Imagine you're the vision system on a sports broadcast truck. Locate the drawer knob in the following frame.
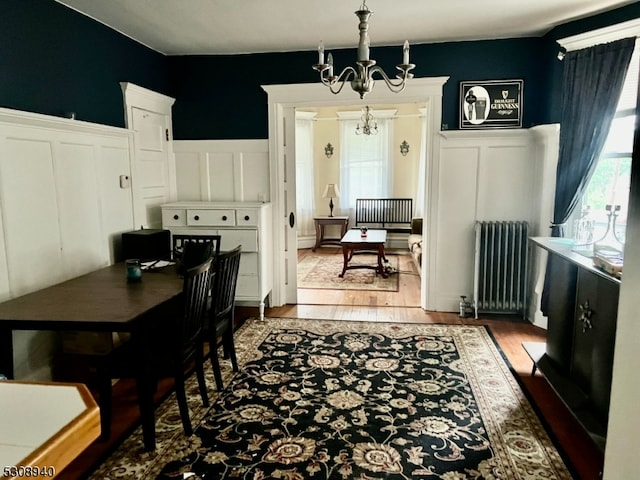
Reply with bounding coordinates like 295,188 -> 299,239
173,214 -> 179,220
222,215 -> 228,221
194,215 -> 200,221
244,215 -> 250,221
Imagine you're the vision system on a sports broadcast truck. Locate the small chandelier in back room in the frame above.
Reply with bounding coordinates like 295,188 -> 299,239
312,1 -> 416,99
355,106 -> 378,135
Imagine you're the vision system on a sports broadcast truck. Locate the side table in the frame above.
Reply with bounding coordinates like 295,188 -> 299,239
313,216 -> 349,251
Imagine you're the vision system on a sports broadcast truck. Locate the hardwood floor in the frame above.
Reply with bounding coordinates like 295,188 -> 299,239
59,249 -> 603,480
297,247 -> 422,308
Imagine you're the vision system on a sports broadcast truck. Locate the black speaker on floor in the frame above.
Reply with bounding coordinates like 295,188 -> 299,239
121,228 -> 171,261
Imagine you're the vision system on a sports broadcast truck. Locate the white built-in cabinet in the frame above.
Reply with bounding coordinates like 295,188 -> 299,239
161,201 -> 273,320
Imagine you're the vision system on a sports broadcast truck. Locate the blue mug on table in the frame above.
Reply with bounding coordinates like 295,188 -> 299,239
126,259 -> 142,282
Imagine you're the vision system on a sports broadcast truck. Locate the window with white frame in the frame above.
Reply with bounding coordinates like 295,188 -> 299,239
572,39 -> 638,245
337,109 -> 395,212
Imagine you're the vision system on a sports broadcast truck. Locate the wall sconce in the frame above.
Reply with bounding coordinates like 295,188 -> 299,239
400,140 -> 410,156
325,143 -> 334,158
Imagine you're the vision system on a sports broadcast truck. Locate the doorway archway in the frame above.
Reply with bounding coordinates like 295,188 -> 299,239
263,77 -> 449,310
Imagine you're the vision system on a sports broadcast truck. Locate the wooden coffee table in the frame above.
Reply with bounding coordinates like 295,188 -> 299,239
339,229 -> 388,278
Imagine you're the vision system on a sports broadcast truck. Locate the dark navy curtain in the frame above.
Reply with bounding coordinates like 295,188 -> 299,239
551,37 -> 636,237
541,37 -> 635,316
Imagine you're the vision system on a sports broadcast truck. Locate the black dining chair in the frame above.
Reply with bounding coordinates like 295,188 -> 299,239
172,234 -> 221,273
208,245 -> 242,390
96,257 -> 213,441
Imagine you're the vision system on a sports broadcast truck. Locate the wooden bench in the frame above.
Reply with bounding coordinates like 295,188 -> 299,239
355,198 -> 413,233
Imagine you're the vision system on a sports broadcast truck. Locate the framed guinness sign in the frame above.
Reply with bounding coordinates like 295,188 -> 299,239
460,79 -> 523,129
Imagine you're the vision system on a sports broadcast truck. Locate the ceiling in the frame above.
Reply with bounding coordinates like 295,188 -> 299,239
55,0 -> 637,56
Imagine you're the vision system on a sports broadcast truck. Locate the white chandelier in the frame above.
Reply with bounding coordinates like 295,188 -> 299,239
312,1 -> 415,99
355,106 -> 378,135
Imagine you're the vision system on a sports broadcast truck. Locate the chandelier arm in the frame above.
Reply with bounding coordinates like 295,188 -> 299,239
320,66 -> 358,95
369,65 -> 413,93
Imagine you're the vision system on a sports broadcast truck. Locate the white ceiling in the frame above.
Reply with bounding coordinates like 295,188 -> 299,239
55,0 -> 637,56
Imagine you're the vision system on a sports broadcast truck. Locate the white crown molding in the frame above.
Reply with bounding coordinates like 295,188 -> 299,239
558,18 -> 640,52
262,76 -> 449,106
120,82 -> 175,113
438,128 -> 532,141
295,111 -> 317,120
0,106 -> 131,137
336,109 -> 397,120
529,123 -> 560,140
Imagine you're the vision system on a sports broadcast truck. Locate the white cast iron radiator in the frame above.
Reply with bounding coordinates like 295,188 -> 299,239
473,221 -> 529,318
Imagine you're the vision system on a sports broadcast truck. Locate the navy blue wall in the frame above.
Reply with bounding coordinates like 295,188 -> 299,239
0,0 -> 169,127
1,1 -> 639,137
166,3 -> 638,139
169,38 -> 546,139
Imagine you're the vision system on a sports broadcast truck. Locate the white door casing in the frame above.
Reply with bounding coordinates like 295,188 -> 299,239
121,83 -> 176,229
262,77 -> 449,309
283,107 -> 298,301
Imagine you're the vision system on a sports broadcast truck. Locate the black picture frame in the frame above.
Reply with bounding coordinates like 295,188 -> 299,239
460,80 -> 523,129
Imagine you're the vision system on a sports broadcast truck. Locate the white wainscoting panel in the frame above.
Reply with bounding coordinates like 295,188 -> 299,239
174,151 -> 201,201
435,130 -> 535,313
0,107 -> 135,380
435,145 -> 480,312
476,145 -> 534,221
55,142 -> 105,280
97,143 -> 136,261
208,151 -> 236,201
0,136 -> 64,295
174,140 -> 270,203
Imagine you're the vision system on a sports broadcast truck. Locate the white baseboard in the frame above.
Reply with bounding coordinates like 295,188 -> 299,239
297,236 -> 316,249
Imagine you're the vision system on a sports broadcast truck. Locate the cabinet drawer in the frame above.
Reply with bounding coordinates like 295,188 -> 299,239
220,229 -> 258,252
239,253 -> 258,275
162,209 -> 187,227
236,274 -> 259,298
236,209 -> 259,227
187,209 -> 236,227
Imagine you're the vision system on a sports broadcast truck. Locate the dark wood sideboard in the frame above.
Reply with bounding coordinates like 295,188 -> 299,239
525,237 -> 620,450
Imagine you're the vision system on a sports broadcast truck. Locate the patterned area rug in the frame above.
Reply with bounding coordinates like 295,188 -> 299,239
297,253 -> 399,291
90,318 -> 572,479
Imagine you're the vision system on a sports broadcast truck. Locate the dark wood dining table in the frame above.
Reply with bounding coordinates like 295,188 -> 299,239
0,262 -> 183,451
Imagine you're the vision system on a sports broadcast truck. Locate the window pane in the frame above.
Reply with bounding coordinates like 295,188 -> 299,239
616,40 -> 640,111
583,155 -> 631,241
602,115 -> 635,154
339,115 -> 392,209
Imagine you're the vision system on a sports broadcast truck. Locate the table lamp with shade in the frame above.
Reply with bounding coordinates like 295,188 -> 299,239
322,183 -> 340,217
